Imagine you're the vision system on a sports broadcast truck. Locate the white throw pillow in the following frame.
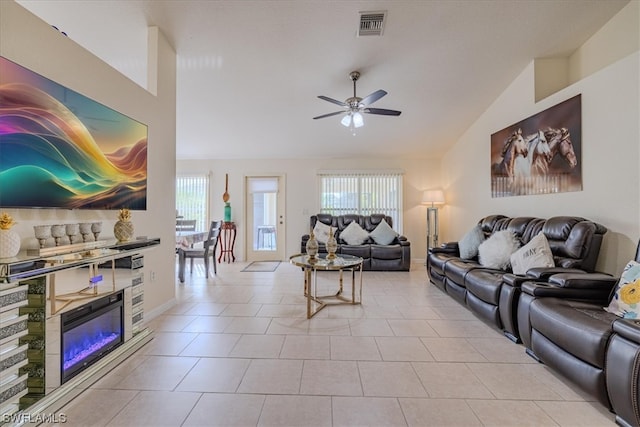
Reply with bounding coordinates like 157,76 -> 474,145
478,230 -> 520,270
340,221 -> 370,245
313,221 -> 332,244
604,260 -> 640,319
369,219 -> 398,245
510,232 -> 555,275
458,225 -> 485,259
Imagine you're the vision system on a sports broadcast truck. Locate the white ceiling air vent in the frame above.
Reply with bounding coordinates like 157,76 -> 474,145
358,11 -> 386,37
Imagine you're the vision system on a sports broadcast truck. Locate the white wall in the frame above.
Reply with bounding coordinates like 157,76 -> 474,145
177,157 -> 442,264
1,1 -> 178,316
441,3 -> 640,275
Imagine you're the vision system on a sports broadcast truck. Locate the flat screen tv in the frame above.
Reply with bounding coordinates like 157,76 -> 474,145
0,56 -> 147,210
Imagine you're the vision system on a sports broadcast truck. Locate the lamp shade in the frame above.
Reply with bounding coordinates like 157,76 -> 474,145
421,189 -> 445,205
352,112 -> 364,128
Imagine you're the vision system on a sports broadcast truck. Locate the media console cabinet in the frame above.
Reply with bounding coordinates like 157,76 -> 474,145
0,238 -> 160,426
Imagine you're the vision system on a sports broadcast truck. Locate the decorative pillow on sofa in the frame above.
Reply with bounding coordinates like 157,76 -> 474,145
478,230 -> 520,270
313,221 -> 332,244
340,221 -> 370,245
510,232 -> 555,275
369,219 -> 398,245
458,225 -> 485,259
604,260 -> 640,319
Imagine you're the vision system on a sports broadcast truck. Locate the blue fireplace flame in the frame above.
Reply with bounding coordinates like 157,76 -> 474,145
61,293 -> 123,382
63,331 -> 120,371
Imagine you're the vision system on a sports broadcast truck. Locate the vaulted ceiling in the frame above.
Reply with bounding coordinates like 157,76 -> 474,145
18,0 -> 629,160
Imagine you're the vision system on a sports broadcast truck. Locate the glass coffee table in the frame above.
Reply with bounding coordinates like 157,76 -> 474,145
289,253 -> 364,319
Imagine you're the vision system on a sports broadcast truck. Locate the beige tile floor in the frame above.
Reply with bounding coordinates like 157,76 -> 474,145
45,260 -> 616,426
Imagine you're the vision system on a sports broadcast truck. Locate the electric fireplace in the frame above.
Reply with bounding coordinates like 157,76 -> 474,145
60,291 -> 124,383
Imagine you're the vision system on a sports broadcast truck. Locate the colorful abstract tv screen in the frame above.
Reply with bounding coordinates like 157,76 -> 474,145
0,56 -> 147,210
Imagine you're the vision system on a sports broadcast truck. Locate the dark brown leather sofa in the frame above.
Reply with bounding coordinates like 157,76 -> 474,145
300,214 -> 410,271
427,215 -> 607,341
515,242 -> 640,426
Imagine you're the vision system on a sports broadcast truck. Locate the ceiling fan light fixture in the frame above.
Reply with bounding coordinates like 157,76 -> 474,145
353,112 -> 364,128
314,70 -> 401,127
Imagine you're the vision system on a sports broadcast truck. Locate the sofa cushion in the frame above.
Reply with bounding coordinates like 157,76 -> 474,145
459,225 -> 485,259
510,232 -> 554,275
444,259 -> 481,287
371,244 -> 402,260
465,269 -> 504,305
313,221 -> 332,244
605,260 -> 640,319
478,230 -> 520,270
530,298 -> 618,369
341,244 -> 371,258
340,221 -> 369,245
369,219 -> 398,245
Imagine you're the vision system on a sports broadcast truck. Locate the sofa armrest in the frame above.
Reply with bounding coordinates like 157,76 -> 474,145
429,242 -> 459,255
521,276 -> 613,302
397,236 -> 410,246
547,272 -> 617,289
504,269 -> 612,288
613,319 -> 640,344
525,267 -> 589,280
502,273 -> 530,288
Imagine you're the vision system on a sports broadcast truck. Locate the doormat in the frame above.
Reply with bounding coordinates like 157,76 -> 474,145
241,261 -> 281,272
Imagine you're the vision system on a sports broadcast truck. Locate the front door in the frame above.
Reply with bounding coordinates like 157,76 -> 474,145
245,175 -> 285,261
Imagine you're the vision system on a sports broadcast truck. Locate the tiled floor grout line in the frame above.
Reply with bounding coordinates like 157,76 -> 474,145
40,261 -> 619,426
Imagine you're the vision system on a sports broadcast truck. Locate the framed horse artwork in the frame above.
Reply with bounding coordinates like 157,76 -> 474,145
490,94 -> 582,198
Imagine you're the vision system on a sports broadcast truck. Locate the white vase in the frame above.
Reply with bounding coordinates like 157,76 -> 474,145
0,229 -> 21,258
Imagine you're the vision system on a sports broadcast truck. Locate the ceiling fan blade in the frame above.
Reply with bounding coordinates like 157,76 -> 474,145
364,108 -> 402,116
318,95 -> 348,107
313,111 -> 346,120
360,89 -> 387,106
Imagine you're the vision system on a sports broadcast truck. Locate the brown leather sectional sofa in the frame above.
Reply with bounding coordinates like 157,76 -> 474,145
300,214 -> 411,271
427,214 -> 640,424
427,215 -> 607,341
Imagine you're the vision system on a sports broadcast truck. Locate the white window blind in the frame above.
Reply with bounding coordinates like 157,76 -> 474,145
318,171 -> 403,233
176,174 -> 210,231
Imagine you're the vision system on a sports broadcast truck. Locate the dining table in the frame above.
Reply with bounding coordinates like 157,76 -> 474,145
176,230 -> 209,282
175,230 -> 209,250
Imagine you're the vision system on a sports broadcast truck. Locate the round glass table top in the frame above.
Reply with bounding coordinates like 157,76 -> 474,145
289,253 -> 363,270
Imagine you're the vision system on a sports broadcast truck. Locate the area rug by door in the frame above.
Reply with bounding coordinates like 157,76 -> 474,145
241,261 -> 281,272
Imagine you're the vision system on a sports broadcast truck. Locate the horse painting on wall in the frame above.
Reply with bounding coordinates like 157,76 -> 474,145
490,94 -> 582,198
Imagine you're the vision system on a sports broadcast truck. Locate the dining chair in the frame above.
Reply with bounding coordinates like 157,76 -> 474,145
179,220 -> 222,281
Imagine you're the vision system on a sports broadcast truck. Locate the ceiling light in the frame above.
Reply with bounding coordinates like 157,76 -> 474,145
353,112 -> 364,128
341,114 -> 352,127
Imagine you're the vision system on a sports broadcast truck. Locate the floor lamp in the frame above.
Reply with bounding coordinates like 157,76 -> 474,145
421,190 -> 445,252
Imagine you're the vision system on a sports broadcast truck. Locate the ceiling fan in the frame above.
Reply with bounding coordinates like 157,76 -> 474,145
313,71 -> 401,130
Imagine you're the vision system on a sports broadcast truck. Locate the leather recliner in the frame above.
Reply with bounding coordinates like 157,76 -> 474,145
300,214 -> 411,271
498,216 -> 607,341
515,241 -> 640,422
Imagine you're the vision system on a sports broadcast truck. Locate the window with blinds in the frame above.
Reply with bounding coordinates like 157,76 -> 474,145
176,175 -> 210,231
318,171 -> 403,233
